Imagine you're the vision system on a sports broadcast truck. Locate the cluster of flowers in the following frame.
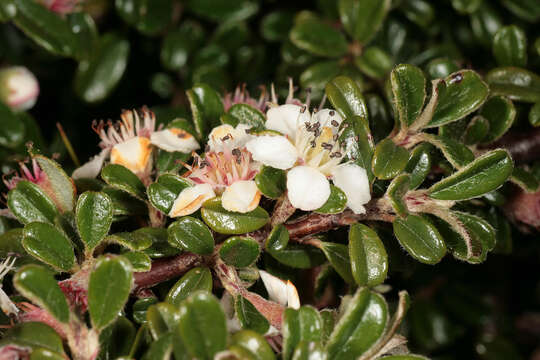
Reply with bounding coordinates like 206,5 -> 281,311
69,83 -> 372,216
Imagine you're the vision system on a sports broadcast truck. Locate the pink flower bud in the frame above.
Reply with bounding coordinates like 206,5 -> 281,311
0,66 -> 39,111
37,0 -> 80,15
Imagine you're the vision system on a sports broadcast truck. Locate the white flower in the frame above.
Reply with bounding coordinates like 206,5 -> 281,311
0,257 -> 18,316
169,124 -> 260,216
0,66 -> 39,111
246,105 -> 371,213
259,270 -> 300,309
72,108 -> 199,179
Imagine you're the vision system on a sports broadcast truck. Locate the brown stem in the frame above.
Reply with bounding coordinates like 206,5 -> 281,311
482,127 -> 540,165
133,253 -> 203,291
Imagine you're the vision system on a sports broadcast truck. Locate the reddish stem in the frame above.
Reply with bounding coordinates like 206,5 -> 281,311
133,253 -> 203,291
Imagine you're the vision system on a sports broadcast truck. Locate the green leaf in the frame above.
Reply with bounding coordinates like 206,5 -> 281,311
76,191 -> 112,254
14,264 -> 70,323
428,149 -> 513,200
8,181 -> 58,225
451,0 -> 482,13
166,267 -> 213,307
187,83 -> 224,139
372,139 -> 409,180
116,0 -> 175,35
300,61 -> 342,96
255,166 -> 287,199
325,76 -> 368,119
318,242 -> 354,284
67,12 -> 98,61
405,143 -> 432,189
219,236 -> 260,267
0,229 -> 38,266
201,197 -> 269,234
147,173 -> 192,214
338,116 -> 375,184
230,330 -> 276,360
13,0 -> 77,57
385,174 -> 410,217
283,306 -> 323,360
140,227 -> 181,258
493,25 -> 527,67
185,0 -> 258,23
33,155 -> 76,213
75,33 -> 130,103
428,70 -> 489,127
89,256 -> 133,330
501,0 -> 540,22
391,64 -> 426,129
228,104 -> 266,129
101,164 -> 147,200
479,96 -> 516,144
339,0 -> 390,43
424,134 -> 474,169
530,102 -> 540,127
234,296 -> 270,334
316,185 -> 347,214
122,251 -> 152,272
470,3 -> 503,48
379,356 -> 429,360
22,222 -> 75,272
132,297 -> 158,324
512,167 -> 540,193
290,16 -> 348,57
102,186 -> 148,216
265,224 -> 289,252
349,224 -> 387,287
146,302 -> 180,339
140,334 -> 173,360
486,67 -> 540,103
167,217 -> 214,255
393,215 -> 446,264
326,288 -> 388,360
265,245 -> 326,269
355,47 -> 393,79
0,103 -> 24,148
261,11 -> 294,42
178,291 -> 227,359
426,58 -> 460,80
0,322 -> 65,354
463,116 -> 490,145
98,316 -> 136,359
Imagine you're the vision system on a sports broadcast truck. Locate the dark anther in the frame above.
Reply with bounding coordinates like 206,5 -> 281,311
329,110 -> 335,116
221,134 -> 231,141
300,105 -> 307,113
321,142 -> 333,150
310,140 -> 316,148
331,120 -> 339,127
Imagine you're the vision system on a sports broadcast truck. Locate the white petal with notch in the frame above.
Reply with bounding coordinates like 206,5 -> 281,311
246,135 -> 298,170
287,166 -> 331,211
221,180 -> 261,213
266,104 -> 310,138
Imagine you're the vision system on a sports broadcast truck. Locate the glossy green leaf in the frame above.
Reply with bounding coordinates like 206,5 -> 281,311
401,0 -> 435,28
486,67 -> 540,103
291,341 -> 327,360
385,174 -> 410,217
511,167 -> 539,193
101,164 -> 147,200
141,227 -> 181,258
187,83 -> 224,139
428,149 -> 513,200
261,11 -> 294,42
493,25 -> 527,67
325,76 -> 368,120
0,322 -> 65,354
14,265 -> 70,323
76,191 -> 112,254
326,288 -> 388,360
393,215 -> 446,264
102,186 -> 148,216
166,267 -> 212,307
228,104 -> 266,129
470,3 -> 503,48
348,224 -> 387,287
426,58 -> 460,80
0,103 -> 24,148
167,217 -> 214,255
255,166 -> 287,199
479,96 -> 516,144
265,224 -> 289,252
425,134 -> 474,169
178,291 -> 227,360
33,155 -> 76,213
133,297 -> 158,325
339,0 -> 389,43
463,116 -> 490,145
338,115 -> 375,183
283,306 -> 323,360
219,236 -> 260,267
186,0 -> 258,23
451,0 -> 482,13
290,16 -> 348,58
428,70 -> 489,127
234,296 -> 270,334
501,0 -> 540,22
89,256 -> 133,330
230,330 -> 276,360
8,181 -> 58,225
75,33 -> 129,103
201,197 -> 269,234
355,47 -> 393,79
22,222 -> 75,272
116,0 -> 175,35
317,242 -> 353,284
122,251 -> 151,272
391,64 -> 426,129
98,316 -> 136,360
13,0 -> 77,57
265,244 -> 326,269
300,61 -> 342,96
316,185 -> 347,214
146,302 -> 180,339
405,143 -> 432,189
0,229 -> 38,266
372,139 -> 409,180
147,173 -> 192,214
67,12 -> 98,61
530,102 -> 540,127
141,333 -> 173,360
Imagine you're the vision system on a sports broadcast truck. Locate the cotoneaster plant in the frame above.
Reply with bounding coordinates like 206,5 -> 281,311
0,68 -> 526,360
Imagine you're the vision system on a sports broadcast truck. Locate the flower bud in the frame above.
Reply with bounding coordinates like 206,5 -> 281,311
0,66 -> 39,111
37,0 -> 79,15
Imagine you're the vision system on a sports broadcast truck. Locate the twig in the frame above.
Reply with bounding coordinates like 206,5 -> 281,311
133,253 -> 203,291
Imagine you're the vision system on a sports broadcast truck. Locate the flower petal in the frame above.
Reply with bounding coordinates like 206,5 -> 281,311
150,128 -> 200,153
208,124 -> 253,152
169,183 -> 216,217
286,280 -> 300,310
287,166 -> 331,211
110,136 -> 153,174
312,108 -> 344,132
331,163 -> 371,214
266,104 -> 310,138
221,180 -> 261,213
259,270 -> 288,306
246,135 -> 298,170
72,148 -> 110,179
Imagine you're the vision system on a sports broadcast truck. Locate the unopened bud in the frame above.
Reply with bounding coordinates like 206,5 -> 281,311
0,66 -> 39,111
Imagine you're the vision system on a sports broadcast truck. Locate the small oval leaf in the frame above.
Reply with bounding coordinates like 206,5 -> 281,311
166,267 -> 213,307
219,236 -> 260,267
22,222 -> 75,272
76,191 -> 113,254
349,224 -> 388,287
167,217 -> 214,255
201,197 -> 269,234
372,139 -> 409,180
393,214 -> 446,264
